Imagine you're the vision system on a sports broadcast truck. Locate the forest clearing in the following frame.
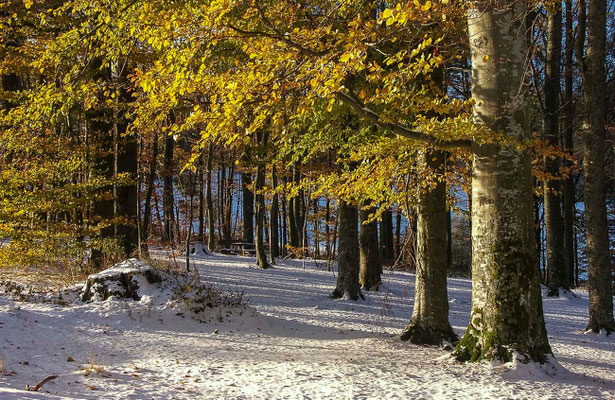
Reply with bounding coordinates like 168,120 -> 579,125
1,252 -> 614,399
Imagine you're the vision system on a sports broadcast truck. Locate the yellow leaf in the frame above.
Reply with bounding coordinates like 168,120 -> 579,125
421,1 -> 432,11
340,53 -> 351,63
483,54 -> 490,62
381,8 -> 393,19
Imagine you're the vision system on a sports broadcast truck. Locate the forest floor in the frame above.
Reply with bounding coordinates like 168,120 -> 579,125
1,252 -> 614,399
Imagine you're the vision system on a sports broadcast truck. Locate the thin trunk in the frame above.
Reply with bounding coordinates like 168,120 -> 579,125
380,210 -> 395,265
114,67 -> 138,257
331,202 -> 361,300
185,171 -> 194,272
395,206 -> 402,259
579,0 -> 615,333
401,150 -> 457,345
446,208 -> 452,271
313,199 -> 320,258
325,198 -> 331,261
255,131 -> 270,269
359,205 -> 382,291
241,163 -> 254,244
544,2 -> 567,296
281,187 -> 288,256
288,170 -> 300,249
163,122 -> 175,244
198,154 -> 205,243
562,0 -> 576,288
142,132 -> 158,245
454,1 -> 552,363
223,162 -> 234,243
88,60 -> 114,267
206,142 -> 215,251
270,165 -> 280,263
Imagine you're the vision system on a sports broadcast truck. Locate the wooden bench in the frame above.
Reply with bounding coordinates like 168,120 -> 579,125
221,242 -> 256,256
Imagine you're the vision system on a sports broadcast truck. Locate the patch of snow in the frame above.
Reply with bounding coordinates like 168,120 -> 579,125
0,252 -> 614,399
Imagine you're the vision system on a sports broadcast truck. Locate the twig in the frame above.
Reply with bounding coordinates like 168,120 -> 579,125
27,375 -> 58,392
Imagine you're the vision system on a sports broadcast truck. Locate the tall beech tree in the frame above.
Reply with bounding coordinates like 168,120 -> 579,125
401,149 -> 457,345
454,0 -> 551,362
578,0 -> 615,334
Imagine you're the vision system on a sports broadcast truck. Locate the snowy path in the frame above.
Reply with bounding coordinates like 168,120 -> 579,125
1,252 -> 614,399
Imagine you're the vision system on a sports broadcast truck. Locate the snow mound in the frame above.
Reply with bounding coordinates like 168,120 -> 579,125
80,258 -> 255,324
498,353 -> 565,379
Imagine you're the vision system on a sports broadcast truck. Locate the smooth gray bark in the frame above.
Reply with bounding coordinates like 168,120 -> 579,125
454,1 -> 552,363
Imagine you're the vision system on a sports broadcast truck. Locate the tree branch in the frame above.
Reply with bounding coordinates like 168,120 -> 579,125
334,91 -> 473,150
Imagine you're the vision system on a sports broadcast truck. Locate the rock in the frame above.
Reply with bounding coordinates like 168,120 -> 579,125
80,259 -> 162,302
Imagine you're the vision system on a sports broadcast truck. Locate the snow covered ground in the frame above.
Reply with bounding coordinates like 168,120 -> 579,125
1,252 -> 614,399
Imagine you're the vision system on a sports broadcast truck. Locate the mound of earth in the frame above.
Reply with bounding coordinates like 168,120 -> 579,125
78,258 -> 253,324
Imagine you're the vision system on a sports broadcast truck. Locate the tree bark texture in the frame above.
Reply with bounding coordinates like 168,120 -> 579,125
562,0 -> 576,287
255,131 -> 270,269
332,202 -> 361,300
359,205 -> 382,291
401,150 -> 457,345
580,0 -> 615,333
270,165 -> 280,262
454,1 -> 552,363
241,168 -> 254,245
162,128 -> 175,244
543,2 -> 567,295
206,142 -> 215,251
380,210 -> 395,265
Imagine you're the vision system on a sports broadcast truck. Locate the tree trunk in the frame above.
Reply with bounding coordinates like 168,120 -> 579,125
270,165 -> 280,263
206,142 -> 215,251
380,209 -> 394,265
579,0 -> 615,334
281,186 -> 288,256
454,1 -> 552,363
359,205 -> 381,291
313,199 -> 320,258
543,2 -> 567,296
288,167 -> 300,249
395,206 -> 402,259
241,164 -> 254,244
88,60 -> 114,267
198,154 -> 205,243
255,131 -> 270,269
331,202 -> 361,300
114,67 -> 138,257
223,162 -> 234,244
562,0 -> 576,287
325,198 -> 331,261
142,132 -> 158,247
162,124 -> 175,244
402,150 -> 457,345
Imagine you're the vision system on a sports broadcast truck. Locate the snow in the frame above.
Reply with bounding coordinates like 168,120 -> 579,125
1,252 -> 614,399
